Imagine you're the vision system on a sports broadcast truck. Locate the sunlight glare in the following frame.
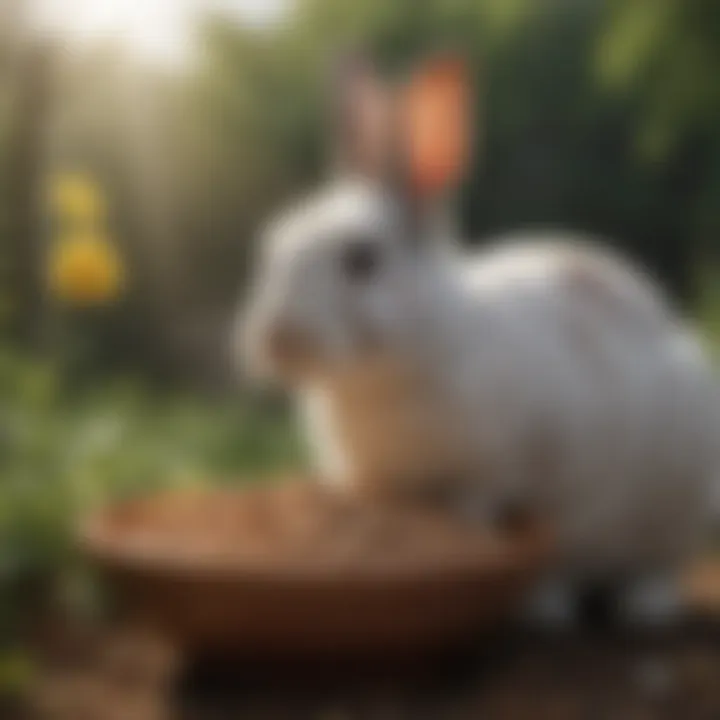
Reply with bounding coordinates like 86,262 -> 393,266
33,0 -> 289,64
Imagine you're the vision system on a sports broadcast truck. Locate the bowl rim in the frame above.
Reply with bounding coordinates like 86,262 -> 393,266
78,486 -> 554,585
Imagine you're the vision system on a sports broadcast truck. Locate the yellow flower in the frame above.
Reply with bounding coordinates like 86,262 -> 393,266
50,173 -> 106,223
48,233 -> 125,306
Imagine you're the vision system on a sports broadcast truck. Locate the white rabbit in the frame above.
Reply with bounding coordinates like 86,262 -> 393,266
237,55 -> 719,626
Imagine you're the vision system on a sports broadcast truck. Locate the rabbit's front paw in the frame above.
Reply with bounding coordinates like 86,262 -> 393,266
619,573 -> 685,628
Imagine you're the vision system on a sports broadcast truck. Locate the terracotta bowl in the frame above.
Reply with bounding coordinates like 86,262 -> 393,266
80,479 -> 553,661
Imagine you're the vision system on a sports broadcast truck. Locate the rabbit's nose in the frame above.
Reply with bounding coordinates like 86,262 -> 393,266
239,306 -> 317,380
263,320 -> 316,365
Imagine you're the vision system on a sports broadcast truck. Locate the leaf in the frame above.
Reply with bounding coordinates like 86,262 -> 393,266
0,652 -> 34,697
596,0 -> 675,89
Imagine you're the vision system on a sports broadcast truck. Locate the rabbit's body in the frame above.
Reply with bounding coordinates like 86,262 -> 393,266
239,56 -> 718,622
300,229 -> 718,579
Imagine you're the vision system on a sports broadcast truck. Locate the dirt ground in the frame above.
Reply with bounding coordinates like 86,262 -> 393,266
1,615 -> 715,720
3,560 -> 718,720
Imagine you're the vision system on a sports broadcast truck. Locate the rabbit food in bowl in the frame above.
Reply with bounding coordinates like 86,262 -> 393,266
81,479 -> 551,660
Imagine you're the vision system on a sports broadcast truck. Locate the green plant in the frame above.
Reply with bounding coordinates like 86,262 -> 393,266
0,347 -> 303,663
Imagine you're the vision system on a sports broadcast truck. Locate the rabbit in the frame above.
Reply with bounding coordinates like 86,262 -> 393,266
235,54 -> 719,627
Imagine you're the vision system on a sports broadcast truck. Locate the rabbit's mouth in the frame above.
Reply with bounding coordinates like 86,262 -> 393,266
241,319 -> 328,385
239,308 -> 392,387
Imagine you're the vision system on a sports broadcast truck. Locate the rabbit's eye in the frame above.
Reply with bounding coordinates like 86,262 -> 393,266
340,240 -> 381,282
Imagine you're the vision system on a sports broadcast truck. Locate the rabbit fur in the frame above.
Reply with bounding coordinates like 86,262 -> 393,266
238,57 -> 719,625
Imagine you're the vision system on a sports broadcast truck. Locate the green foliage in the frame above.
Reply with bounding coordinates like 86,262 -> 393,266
0,348 -> 304,657
597,0 -> 720,156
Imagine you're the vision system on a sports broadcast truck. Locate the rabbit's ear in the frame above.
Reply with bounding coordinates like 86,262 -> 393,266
329,51 -> 395,179
400,56 -> 473,203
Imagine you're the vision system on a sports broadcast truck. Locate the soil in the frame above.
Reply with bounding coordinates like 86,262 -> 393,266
12,616 -> 720,720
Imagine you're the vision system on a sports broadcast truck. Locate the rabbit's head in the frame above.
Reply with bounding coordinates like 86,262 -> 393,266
237,54 -> 474,385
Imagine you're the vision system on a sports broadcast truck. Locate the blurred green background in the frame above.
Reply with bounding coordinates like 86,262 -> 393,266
0,0 -> 719,695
